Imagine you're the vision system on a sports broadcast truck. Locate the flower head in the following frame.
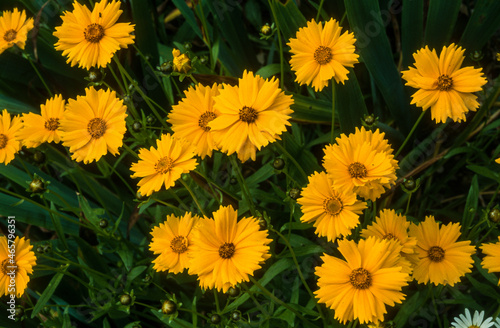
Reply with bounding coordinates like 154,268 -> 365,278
54,0 -> 135,70
150,212 -> 200,274
16,95 -> 66,148
167,83 -> 220,158
480,236 -> 500,285
288,18 -> 358,91
409,215 -> 475,286
451,308 -> 495,328
0,109 -> 22,165
0,236 -> 37,297
0,8 -> 34,54
189,205 -> 271,292
130,133 -> 197,196
297,171 -> 367,241
209,70 -> 293,162
59,87 -> 127,163
172,48 -> 191,74
402,44 -> 487,123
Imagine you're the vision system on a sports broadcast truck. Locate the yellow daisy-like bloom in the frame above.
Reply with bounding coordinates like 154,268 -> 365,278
209,70 -> 294,162
315,237 -> 409,324
402,44 -> 487,123
0,236 -> 37,297
189,205 -> 272,292
297,171 -> 367,242
172,48 -> 191,74
288,18 -> 358,92
323,128 -> 398,201
16,95 -> 66,148
167,83 -> 220,159
149,212 -> 200,274
495,158 -> 500,164
59,87 -> 127,164
0,8 -> 34,55
130,133 -> 197,197
0,109 -> 22,165
53,0 -> 135,70
480,236 -> 500,285
409,215 -> 475,286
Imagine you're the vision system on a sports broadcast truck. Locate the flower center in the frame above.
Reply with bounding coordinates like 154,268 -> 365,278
219,242 -> 235,259
44,118 -> 60,131
0,134 -> 8,149
437,74 -> 453,91
84,23 -> 105,43
1,258 -> 17,275
314,46 -> 333,65
87,118 -> 107,139
382,233 -> 398,241
348,162 -> 368,179
349,268 -> 372,289
468,326 -> 480,328
3,29 -> 17,42
239,106 -> 258,123
155,157 -> 174,174
428,246 -> 445,262
170,235 -> 188,253
198,111 -> 217,132
323,196 -> 343,216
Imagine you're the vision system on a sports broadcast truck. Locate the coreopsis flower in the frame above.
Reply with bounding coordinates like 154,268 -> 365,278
288,18 -> 358,92
480,236 -> 500,285
189,205 -> 271,292
167,83 -> 220,158
130,133 -> 197,197
323,127 -> 398,201
315,237 -> 409,324
297,171 -> 367,241
451,309 -> 495,328
0,236 -> 37,297
402,44 -> 487,123
0,8 -> 34,54
409,215 -> 475,286
59,87 -> 127,163
172,48 -> 191,74
0,109 -> 22,165
209,70 -> 293,162
16,95 -> 66,148
54,0 -> 135,70
149,213 -> 200,274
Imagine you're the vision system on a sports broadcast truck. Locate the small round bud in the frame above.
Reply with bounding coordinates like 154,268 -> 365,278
128,82 -> 136,91
229,177 -> 237,185
183,42 -> 192,50
210,314 -> 221,324
260,24 -> 271,35
288,188 -> 300,200
470,50 -> 483,61
36,246 -> 44,253
146,116 -> 155,124
132,122 -> 142,131
364,114 -> 375,125
200,56 -> 208,65
33,151 -> 46,163
99,219 -> 108,228
403,178 -> 416,191
88,70 -> 102,82
122,95 -> 131,103
489,208 -> 500,223
159,62 -> 173,73
14,306 -> 24,319
231,311 -> 240,321
119,294 -> 132,305
42,243 -> 52,253
272,158 -> 285,170
161,300 -> 177,314
227,286 -> 240,297
29,179 -> 45,194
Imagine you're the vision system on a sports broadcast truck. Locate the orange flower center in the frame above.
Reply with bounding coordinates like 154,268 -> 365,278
87,118 -> 107,139
349,268 -> 372,289
348,162 -> 367,179
314,46 -> 333,65
382,233 -> 398,241
44,118 -> 60,131
3,29 -> 17,42
198,111 -> 217,132
428,246 -> 445,262
1,258 -> 17,275
323,196 -> 343,216
170,235 -> 188,253
84,23 -> 105,43
0,134 -> 8,149
437,74 -> 453,91
219,242 -> 235,259
155,156 -> 173,174
239,106 -> 258,123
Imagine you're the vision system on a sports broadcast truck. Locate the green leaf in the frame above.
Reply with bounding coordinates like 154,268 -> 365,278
467,274 -> 500,300
401,0 -> 423,68
256,63 -> 282,79
462,175 -> 479,230
31,266 -> 68,318
467,165 -> 500,183
336,70 -> 369,133
171,0 -> 203,40
393,291 -> 428,328
424,0 -> 461,49
269,0 -> 307,41
460,0 -> 500,53
290,93 -> 331,124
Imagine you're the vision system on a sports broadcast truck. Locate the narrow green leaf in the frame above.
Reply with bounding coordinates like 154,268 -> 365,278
31,266 -> 68,318
336,69 -> 369,133
467,165 -> 500,183
171,0 -> 202,40
401,0 -> 423,68
269,0 -> 307,41
460,0 -> 500,53
290,93 -> 331,124
256,63 -> 282,79
393,291 -> 428,328
462,175 -> 479,230
49,202 -> 69,250
424,0 -> 461,49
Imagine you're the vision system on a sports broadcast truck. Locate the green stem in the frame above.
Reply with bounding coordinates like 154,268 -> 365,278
241,283 -> 269,318
395,110 -> 426,157
213,289 -> 220,313
229,155 -> 256,216
25,53 -> 53,97
274,142 -> 308,184
40,254 -> 114,280
269,0 -> 285,88
430,285 -> 443,328
135,301 -> 157,310
404,193 -> 412,216
179,178 -> 207,217
315,0 -> 325,21
330,83 -> 336,144
123,143 -> 139,159
108,64 -> 126,93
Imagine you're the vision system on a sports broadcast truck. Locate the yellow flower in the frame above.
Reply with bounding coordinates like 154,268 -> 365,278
59,87 -> 127,164
495,158 -> 500,164
54,0 -> 135,70
402,44 -> 487,123
323,127 -> 398,201
130,133 -> 197,197
315,237 -> 409,324
297,171 -> 367,241
0,109 -> 22,165
0,236 -> 37,297
409,215 -> 475,286
209,70 -> 294,162
150,212 -> 200,274
0,8 -> 34,54
172,48 -> 191,74
480,236 -> 500,285
189,205 -> 271,292
167,83 -> 220,159
16,95 -> 66,148
288,18 -> 358,92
